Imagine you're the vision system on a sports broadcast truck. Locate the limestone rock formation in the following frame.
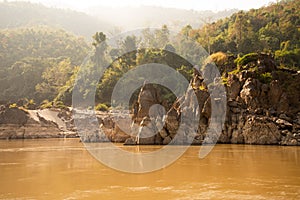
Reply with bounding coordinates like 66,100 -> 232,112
126,53 -> 300,146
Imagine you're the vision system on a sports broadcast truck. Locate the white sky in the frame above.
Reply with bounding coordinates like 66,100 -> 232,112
6,0 -> 277,12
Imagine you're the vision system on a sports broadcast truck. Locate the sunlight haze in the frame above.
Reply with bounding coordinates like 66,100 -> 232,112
6,0 -> 277,12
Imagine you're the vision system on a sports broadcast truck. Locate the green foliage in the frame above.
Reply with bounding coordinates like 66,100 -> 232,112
54,66 -> 79,106
92,32 -> 107,47
259,72 -> 273,84
9,103 -> 18,109
275,47 -> 300,69
1,1 -> 300,108
0,57 -> 53,102
53,101 -> 68,110
221,76 -> 229,86
24,99 -> 36,110
0,26 -> 88,69
36,58 -> 76,101
95,103 -> 109,112
234,53 -> 259,67
40,100 -> 53,109
0,26 -> 89,103
96,25 -> 193,105
176,65 -> 193,80
209,52 -> 228,66
191,0 -> 300,54
228,68 -> 241,75
39,99 -> 68,110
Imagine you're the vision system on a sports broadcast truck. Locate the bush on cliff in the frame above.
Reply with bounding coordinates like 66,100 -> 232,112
95,103 -> 109,112
234,53 -> 259,68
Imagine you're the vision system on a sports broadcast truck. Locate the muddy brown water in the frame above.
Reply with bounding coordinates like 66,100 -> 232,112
0,139 -> 299,199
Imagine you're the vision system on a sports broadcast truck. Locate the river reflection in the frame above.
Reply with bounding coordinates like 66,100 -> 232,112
0,139 -> 299,199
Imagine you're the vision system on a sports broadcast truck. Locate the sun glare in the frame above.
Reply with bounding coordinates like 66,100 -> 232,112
7,0 -> 277,12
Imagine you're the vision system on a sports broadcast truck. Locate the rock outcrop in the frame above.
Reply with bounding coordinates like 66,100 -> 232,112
124,53 -> 300,146
2,53 -> 299,146
0,107 -> 77,139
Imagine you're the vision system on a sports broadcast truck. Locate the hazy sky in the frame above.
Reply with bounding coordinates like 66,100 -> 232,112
7,0 -> 277,12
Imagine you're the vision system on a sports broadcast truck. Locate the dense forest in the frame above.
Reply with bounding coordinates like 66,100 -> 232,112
188,0 -> 300,66
0,0 -> 299,110
0,26 -> 89,106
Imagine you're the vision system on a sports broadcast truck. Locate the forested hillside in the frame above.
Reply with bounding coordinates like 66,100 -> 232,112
186,0 -> 299,67
90,0 -> 300,108
0,26 -> 89,104
0,0 -> 299,109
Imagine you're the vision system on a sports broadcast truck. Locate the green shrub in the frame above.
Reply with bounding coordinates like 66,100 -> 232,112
275,48 -> 300,69
9,103 -> 18,109
176,65 -> 193,80
24,99 -> 36,110
54,101 -> 68,110
40,100 -> 53,109
259,72 -> 273,84
95,103 -> 109,111
221,76 -> 228,86
228,68 -> 240,75
234,53 -> 258,67
209,52 -> 228,66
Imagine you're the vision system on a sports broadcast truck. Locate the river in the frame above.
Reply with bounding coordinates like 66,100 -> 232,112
0,139 -> 299,199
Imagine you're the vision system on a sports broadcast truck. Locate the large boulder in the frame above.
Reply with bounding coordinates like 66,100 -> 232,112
0,107 -> 29,125
242,116 -> 281,145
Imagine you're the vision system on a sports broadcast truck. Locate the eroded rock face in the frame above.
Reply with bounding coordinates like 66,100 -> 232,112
269,80 -> 283,106
134,84 -> 163,124
227,74 -> 241,100
0,107 -> 76,139
242,116 -> 281,145
125,83 -> 171,145
2,54 -> 299,146
240,78 -> 261,110
127,54 -> 300,146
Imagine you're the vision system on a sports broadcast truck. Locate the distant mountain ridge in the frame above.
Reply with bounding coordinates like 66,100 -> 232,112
88,5 -> 238,30
0,1 -> 113,38
0,1 -> 237,38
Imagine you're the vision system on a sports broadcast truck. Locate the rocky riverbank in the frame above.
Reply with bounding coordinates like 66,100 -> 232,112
0,106 -> 77,139
1,53 -> 300,145
123,53 -> 300,146
0,106 -> 130,141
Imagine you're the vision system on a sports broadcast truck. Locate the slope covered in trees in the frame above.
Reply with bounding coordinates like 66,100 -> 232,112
186,0 -> 300,68
0,0 -> 299,109
0,26 -> 89,104
89,0 -> 300,109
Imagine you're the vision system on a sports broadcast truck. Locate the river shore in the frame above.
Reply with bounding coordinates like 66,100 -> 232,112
0,106 -> 299,146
